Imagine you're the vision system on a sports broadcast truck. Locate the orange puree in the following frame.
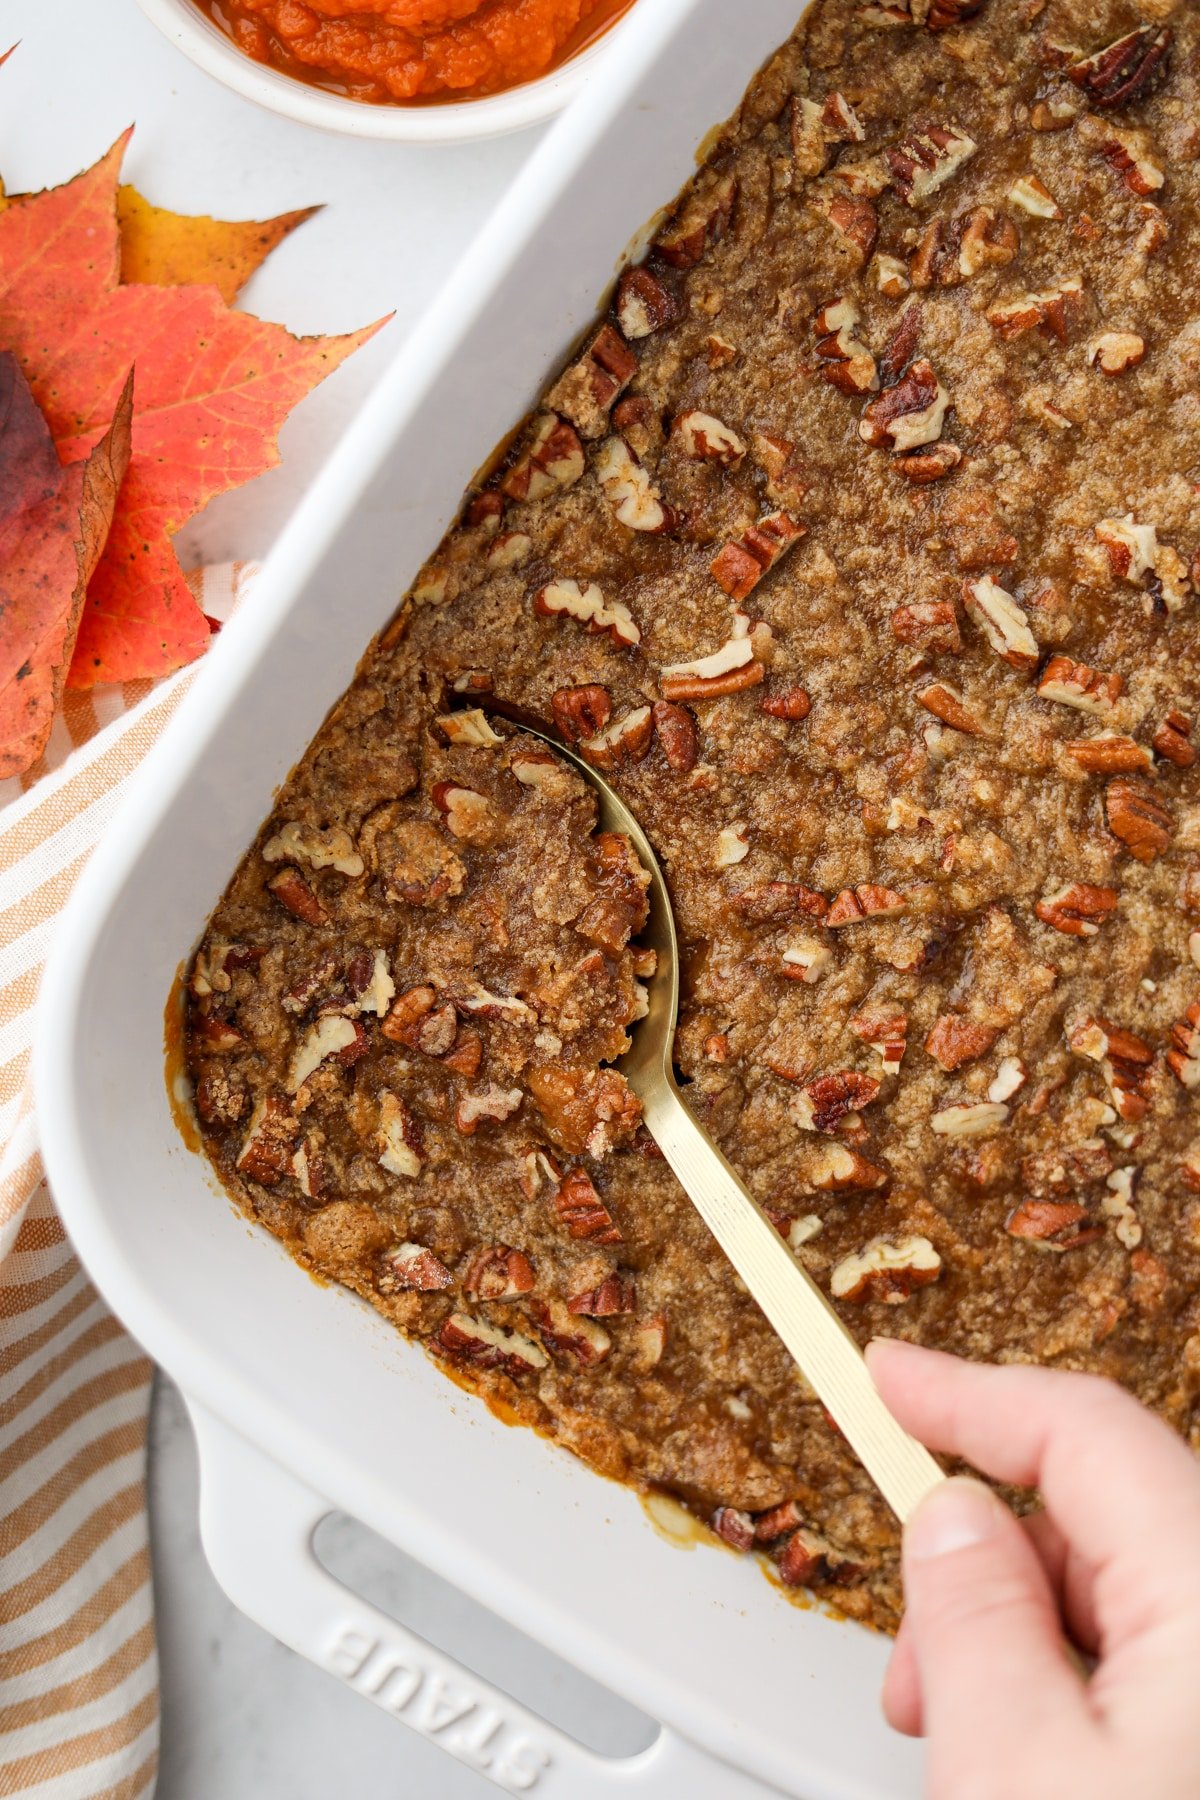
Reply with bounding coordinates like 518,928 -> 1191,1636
194,0 -> 634,102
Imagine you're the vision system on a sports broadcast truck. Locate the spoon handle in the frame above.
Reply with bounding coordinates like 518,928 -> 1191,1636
641,1082 -> 945,1524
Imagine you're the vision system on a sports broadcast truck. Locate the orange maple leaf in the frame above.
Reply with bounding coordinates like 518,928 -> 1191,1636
115,186 -> 322,305
0,132 -> 385,687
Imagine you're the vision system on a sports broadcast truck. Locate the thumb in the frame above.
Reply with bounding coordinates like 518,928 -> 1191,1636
902,1478 -> 1086,1776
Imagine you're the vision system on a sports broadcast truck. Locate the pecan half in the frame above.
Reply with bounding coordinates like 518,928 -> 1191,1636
436,1312 -> 547,1375
267,866 -> 328,926
1106,777 -> 1173,863
1065,734 -> 1150,776
568,1272 -> 636,1317
594,436 -> 675,534
381,1242 -> 453,1293
672,409 -> 746,465
791,1070 -> 882,1133
962,576 -> 1038,670
814,193 -> 879,267
1067,26 -> 1172,110
580,706 -> 654,770
535,578 -> 640,647
986,279 -> 1085,344
826,884 -> 905,925
760,683 -> 812,722
1037,654 -> 1122,716
733,881 -> 828,924
501,414 -> 585,503
1087,332 -> 1146,376
552,684 -> 612,742
1006,1200 -> 1095,1250
918,681 -> 981,734
463,1245 -> 536,1302
236,1094 -> 298,1186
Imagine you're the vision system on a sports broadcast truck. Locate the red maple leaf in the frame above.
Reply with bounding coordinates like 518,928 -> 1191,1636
0,356 -> 132,775
0,133 -> 385,687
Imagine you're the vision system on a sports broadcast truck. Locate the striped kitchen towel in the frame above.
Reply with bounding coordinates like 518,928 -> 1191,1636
0,563 -> 254,1799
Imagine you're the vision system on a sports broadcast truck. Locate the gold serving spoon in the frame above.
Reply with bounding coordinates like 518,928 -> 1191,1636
506,717 -> 945,1523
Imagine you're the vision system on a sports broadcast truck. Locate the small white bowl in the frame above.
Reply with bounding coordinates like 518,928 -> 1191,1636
136,0 -> 633,140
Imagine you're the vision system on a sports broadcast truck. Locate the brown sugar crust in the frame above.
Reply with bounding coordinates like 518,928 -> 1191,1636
182,0 -> 1200,1629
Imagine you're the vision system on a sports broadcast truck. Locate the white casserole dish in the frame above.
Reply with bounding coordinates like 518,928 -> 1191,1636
36,3 -> 926,1793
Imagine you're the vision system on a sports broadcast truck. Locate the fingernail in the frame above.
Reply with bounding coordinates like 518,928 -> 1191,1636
906,1478 -> 1001,1562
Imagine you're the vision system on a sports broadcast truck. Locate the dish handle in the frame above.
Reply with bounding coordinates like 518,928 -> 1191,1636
189,1404 -> 782,1798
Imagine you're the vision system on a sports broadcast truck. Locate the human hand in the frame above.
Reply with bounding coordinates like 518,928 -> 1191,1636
866,1338 -> 1200,1800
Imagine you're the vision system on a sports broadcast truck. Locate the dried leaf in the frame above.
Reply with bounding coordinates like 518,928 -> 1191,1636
0,132 -> 384,687
0,358 -> 132,776
116,186 -> 321,304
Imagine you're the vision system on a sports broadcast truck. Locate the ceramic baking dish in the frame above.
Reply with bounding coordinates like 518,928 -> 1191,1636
36,3 -> 926,1793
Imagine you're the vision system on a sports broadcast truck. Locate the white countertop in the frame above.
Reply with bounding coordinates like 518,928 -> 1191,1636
21,5 -> 637,1792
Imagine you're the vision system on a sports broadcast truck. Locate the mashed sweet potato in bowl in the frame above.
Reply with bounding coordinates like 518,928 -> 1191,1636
135,0 -> 636,137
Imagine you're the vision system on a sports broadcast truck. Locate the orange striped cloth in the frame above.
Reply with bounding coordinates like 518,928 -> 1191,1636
0,563 -> 254,1799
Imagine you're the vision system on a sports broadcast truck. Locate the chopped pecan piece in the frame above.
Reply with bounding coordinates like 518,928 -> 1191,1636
958,205 -> 1020,277
1035,883 -> 1118,937
532,1299 -> 612,1367
651,701 -> 699,772
813,192 -> 879,267
552,684 -> 612,743
790,91 -> 866,178
859,359 -> 948,452
826,884 -> 905,925
263,820 -> 364,878
886,121 -> 977,207
530,1065 -> 642,1159
850,1008 -> 908,1075
988,1056 -> 1027,1103
267,866 -> 328,926
875,253 -> 911,298
1067,25 -> 1172,110
501,413 -> 585,503
831,1235 -> 942,1303
437,709 -> 502,749
1006,1200 -> 1094,1250
925,1015 -> 998,1071
1168,1002 -> 1200,1091
236,1094 -> 298,1186
925,0 -> 986,26
456,1085 -> 524,1136
1105,778 -> 1173,863
791,1070 -> 881,1133
534,578 -> 641,647
1154,710 -> 1195,768
431,781 -> 493,843
710,512 -> 805,603
546,324 -> 637,440
580,706 -> 654,770
711,1507 -> 755,1552
1096,515 -> 1191,615
1007,176 -> 1062,220
485,530 -> 532,571
673,410 -> 746,464
630,1314 -> 667,1370
931,1100 -> 1009,1137
378,1092 -> 423,1178
898,443 -> 962,482
655,169 -> 737,268
436,1312 -> 548,1374
918,681 -> 981,734
463,1245 -> 536,1302
1037,654 -> 1122,716
891,600 -> 961,653
962,576 -> 1038,671
615,266 -> 679,339
760,683 -> 812,722
1065,734 -> 1150,776
287,1015 -> 366,1095
1076,114 -> 1164,196
1087,332 -> 1146,376
568,1271 -> 636,1317
381,1242 -> 452,1293
444,1032 -> 483,1078
1067,1013 -> 1155,1122
594,436 -> 675,534
780,938 -> 833,984
808,1142 -> 889,1191
986,279 -> 1085,344
191,1011 -> 246,1053
734,882 -> 828,924
813,297 -> 878,396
